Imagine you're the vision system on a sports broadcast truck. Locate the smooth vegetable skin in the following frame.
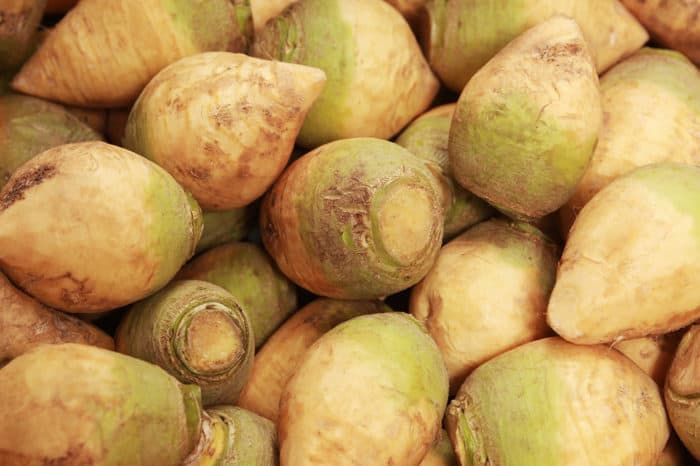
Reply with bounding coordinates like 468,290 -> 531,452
279,313 -> 449,466
252,0 -> 438,148
12,0 -> 253,107
0,141 -> 203,312
261,137 -> 445,299
0,0 -> 46,70
0,344 -> 203,466
196,208 -> 254,254
447,337 -> 669,466
0,93 -> 102,189
419,0 -> 648,92
449,16 -> 602,220
116,280 -> 254,406
238,298 -> 390,422
0,271 -> 114,363
420,429 -> 458,466
177,242 -> 297,349
548,163 -> 700,344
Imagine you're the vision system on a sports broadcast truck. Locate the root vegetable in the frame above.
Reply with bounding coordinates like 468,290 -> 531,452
116,279 -> 254,406
0,141 -> 203,312
395,104 -> 494,239
410,219 -> 557,394
0,343 -> 203,465
447,337 -> 669,466
12,0 -> 253,107
0,271 -> 113,362
45,0 -> 77,13
252,0 -> 438,148
665,325 -> 700,461
0,0 -> 46,71
185,406 -> 278,466
260,137 -> 445,299
656,435 -> 686,466
560,48 -> 700,235
124,52 -> 326,211
177,242 -> 296,349
614,332 -> 683,387
620,0 -> 700,65
0,93 -> 102,189
449,16 -> 602,220
548,163 -> 700,344
65,105 -> 107,134
237,298 -> 390,422
419,0 -> 648,92
279,312 -> 449,466
385,0 -> 427,20
196,208 -> 254,254
420,429 -> 458,466
250,0 -> 297,32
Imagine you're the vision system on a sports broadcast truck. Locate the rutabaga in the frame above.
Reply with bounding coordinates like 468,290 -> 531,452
0,141 -> 203,312
116,280 -> 254,406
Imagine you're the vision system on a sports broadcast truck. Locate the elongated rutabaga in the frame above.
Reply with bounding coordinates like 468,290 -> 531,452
238,298 -> 389,422
177,242 -> 297,349
12,0 -> 253,107
0,344 -> 203,465
116,279 -> 254,406
449,16 -> 602,220
447,337 -> 669,466
252,0 -> 438,148
124,52 -> 326,210
0,141 -> 203,312
261,137 -> 445,299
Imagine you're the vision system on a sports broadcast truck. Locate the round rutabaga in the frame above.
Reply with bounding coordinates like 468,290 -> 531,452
0,141 -> 203,312
560,48 -> 700,234
11,0 -> 253,107
420,429 -> 458,466
184,406 -> 278,466
614,332 -> 682,387
395,104 -> 494,240
252,0 -> 438,148
260,137 -> 445,299
196,208 -> 253,254
279,312 -> 449,466
0,344 -> 203,465
419,0 -> 648,93
238,298 -> 390,422
124,52 -> 327,211
177,242 -> 297,349
410,219 -> 557,394
447,337 -> 669,466
449,15 -> 602,220
116,280 -> 254,406
665,325 -> 700,461
0,93 -> 102,189
548,163 -> 700,344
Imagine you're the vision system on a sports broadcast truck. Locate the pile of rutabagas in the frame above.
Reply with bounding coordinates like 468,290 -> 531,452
0,0 -> 699,465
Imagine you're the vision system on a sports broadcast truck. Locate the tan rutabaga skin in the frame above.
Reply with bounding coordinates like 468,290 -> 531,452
116,279 -> 254,406
64,106 -> 108,134
261,137 -> 445,299
0,0 -> 46,70
419,0 -> 648,93
237,298 -> 390,422
447,337 -> 669,466
0,344 -> 203,465
184,406 -> 278,466
665,325 -> 700,461
11,0 -> 253,107
449,16 -> 602,221
410,219 -> 558,394
560,48 -> 700,235
0,141 -> 203,313
548,163 -> 700,344
614,331 -> 683,387
196,208 -> 254,254
0,93 -> 102,189
45,0 -> 76,12
656,435 -> 686,466
0,271 -> 113,363
420,429 -> 458,466
620,0 -> 699,65
396,104 -> 494,240
177,242 -> 296,349
252,0 -> 439,148
124,52 -> 326,211
385,0 -> 428,20
249,0 -> 297,32
279,312 -> 449,466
